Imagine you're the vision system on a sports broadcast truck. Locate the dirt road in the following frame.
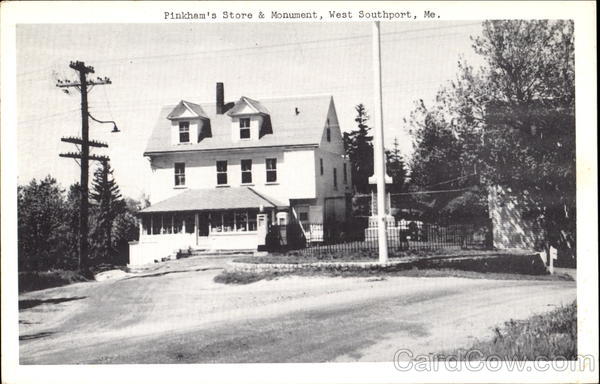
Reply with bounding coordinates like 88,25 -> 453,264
19,256 -> 576,364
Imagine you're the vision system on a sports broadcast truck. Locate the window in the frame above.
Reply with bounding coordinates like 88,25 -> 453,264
209,210 -> 258,233
184,214 -> 195,234
248,210 -> 258,231
179,121 -> 190,143
216,160 -> 228,185
239,118 -> 251,139
320,158 -> 324,175
151,214 -> 161,234
343,163 -> 348,184
326,127 -> 331,142
174,162 -> 185,186
142,216 -> 151,235
164,215 -> 173,234
222,212 -> 234,232
241,159 -> 253,184
299,212 -> 309,222
266,158 -> 277,183
333,167 -> 338,190
235,212 -> 248,231
173,214 -> 183,234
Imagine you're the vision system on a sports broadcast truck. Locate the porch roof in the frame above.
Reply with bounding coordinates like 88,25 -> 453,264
140,187 -> 288,214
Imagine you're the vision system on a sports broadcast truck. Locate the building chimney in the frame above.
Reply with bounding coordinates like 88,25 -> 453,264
216,82 -> 224,114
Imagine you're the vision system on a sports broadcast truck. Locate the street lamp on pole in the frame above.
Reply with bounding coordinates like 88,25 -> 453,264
88,112 -> 120,133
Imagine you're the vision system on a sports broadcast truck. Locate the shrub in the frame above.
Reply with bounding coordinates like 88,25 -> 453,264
19,270 -> 88,293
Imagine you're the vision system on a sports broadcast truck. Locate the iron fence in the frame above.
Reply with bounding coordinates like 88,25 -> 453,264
266,219 -> 492,255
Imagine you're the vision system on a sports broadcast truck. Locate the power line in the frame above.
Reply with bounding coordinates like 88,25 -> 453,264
17,22 -> 481,78
422,172 -> 478,189
390,187 -> 477,196
19,109 -> 81,125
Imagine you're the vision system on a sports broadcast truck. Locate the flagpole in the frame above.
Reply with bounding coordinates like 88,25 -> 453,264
372,21 -> 389,263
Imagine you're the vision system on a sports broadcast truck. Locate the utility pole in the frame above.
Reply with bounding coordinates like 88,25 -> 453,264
372,21 -> 389,263
57,61 -> 113,273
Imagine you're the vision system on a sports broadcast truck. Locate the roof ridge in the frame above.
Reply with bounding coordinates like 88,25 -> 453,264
180,94 -> 332,106
182,99 -> 202,107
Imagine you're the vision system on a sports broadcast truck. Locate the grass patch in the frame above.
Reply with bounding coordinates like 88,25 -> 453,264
18,270 -> 89,293
445,301 -> 577,360
213,270 -> 282,285
214,267 -> 573,285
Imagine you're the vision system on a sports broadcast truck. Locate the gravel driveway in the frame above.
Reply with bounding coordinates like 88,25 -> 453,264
19,255 -> 576,364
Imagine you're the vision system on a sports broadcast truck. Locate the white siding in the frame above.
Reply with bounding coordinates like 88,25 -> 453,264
313,148 -> 350,222
148,148 -> 316,205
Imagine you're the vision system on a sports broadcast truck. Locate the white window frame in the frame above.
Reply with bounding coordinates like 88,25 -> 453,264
266,158 -> 277,183
174,162 -> 185,186
239,118 -> 251,139
216,160 -> 228,185
179,121 -> 190,143
209,210 -> 258,233
241,159 -> 253,184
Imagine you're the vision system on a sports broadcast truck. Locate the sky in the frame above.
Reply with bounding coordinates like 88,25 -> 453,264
17,22 -> 484,200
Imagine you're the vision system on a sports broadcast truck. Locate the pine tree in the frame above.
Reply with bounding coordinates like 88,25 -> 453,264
65,183 -> 82,269
385,137 -> 407,193
90,161 -> 124,265
343,104 -> 374,193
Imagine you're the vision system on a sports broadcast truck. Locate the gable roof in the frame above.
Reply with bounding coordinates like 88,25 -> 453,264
145,95 -> 333,155
227,96 -> 270,116
166,100 -> 209,120
140,187 -> 288,213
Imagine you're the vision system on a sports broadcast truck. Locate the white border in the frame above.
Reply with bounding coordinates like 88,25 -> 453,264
1,2 -> 597,384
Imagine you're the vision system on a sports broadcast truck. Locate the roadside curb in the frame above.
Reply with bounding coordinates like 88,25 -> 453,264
226,252 -> 545,274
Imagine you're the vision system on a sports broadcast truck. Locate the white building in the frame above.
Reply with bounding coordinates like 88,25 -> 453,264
129,83 -> 351,265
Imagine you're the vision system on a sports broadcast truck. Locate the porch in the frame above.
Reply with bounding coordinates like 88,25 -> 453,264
129,187 -> 287,265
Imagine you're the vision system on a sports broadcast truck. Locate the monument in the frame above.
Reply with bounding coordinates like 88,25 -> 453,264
364,170 -> 402,242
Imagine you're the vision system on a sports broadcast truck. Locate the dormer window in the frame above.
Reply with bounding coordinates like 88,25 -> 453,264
179,121 -> 190,143
239,118 -> 251,139
228,97 -> 271,141
167,100 -> 210,146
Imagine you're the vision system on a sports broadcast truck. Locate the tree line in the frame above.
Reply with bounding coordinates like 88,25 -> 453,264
18,162 -> 145,273
344,20 -> 575,257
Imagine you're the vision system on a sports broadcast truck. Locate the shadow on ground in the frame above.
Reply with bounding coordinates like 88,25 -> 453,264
123,267 -> 222,280
19,296 -> 86,310
19,331 -> 55,341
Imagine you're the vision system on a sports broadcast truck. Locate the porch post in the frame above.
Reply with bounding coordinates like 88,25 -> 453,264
150,215 -> 154,235
139,217 -> 143,238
